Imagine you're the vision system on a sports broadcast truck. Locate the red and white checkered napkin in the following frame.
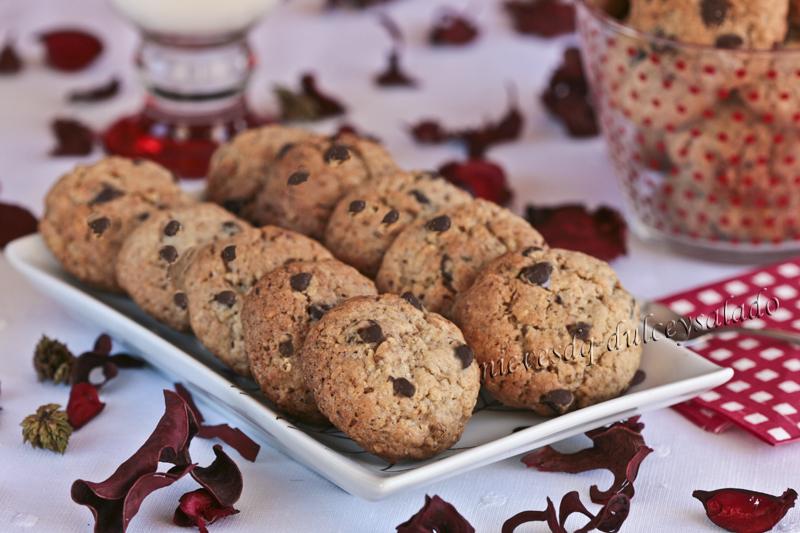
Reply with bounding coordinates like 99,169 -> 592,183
658,259 -> 800,445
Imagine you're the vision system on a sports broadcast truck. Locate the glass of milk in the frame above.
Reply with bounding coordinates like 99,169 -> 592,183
102,0 -> 279,178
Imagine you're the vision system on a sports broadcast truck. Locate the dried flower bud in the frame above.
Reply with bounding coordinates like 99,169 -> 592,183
33,335 -> 75,384
21,403 -> 73,453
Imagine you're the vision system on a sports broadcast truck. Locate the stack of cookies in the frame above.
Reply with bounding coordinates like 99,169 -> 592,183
40,125 -> 642,462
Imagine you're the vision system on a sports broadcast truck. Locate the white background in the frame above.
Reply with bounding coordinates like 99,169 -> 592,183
0,0 -> 798,531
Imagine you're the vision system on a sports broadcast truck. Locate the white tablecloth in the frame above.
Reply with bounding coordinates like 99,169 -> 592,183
1,1 -> 798,531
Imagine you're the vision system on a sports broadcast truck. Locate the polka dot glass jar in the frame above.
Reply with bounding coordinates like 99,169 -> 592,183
577,0 -> 800,260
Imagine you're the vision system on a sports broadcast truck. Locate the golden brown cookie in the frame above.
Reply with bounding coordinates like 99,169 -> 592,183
180,226 -> 332,376
324,170 -> 472,277
116,203 -> 250,330
300,294 -> 480,462
205,125 -> 321,220
376,199 -> 546,317
40,157 -> 188,292
250,133 -> 400,238
242,260 -> 376,423
453,248 -> 642,416
627,0 -> 788,50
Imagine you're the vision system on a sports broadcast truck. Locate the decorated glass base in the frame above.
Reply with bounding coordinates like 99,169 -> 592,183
102,29 -> 264,178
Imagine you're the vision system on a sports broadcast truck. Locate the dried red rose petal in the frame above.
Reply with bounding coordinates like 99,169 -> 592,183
525,203 -> 627,261
505,0 -> 576,38
67,382 -> 105,429
50,118 -> 95,156
174,445 -> 243,532
174,384 -> 261,462
409,88 -> 523,157
39,29 -> 103,72
71,390 -> 199,532
502,491 -> 630,533
275,73 -> 346,122
541,47 -> 599,138
375,51 -> 417,88
522,417 -> 652,504
693,488 -> 797,533
68,78 -> 121,103
396,495 -> 475,533
174,489 -> 239,533
439,159 -> 512,206
0,41 -> 23,74
0,201 -> 37,249
429,11 -> 479,46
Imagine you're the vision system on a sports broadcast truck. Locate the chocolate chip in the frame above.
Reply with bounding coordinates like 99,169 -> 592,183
307,303 -> 332,320
163,219 -> 181,236
88,217 -> 110,235
214,290 -> 236,307
519,262 -> 553,287
541,389 -> 574,413
715,34 -> 743,49
221,220 -> 242,235
629,369 -> 646,388
324,144 -> 351,163
521,246 -> 543,257
89,184 -> 124,205
567,322 -> 592,341
278,339 -> 294,357
700,0 -> 729,27
440,254 -> 456,293
287,170 -> 309,185
454,345 -> 474,368
276,142 -> 295,159
401,292 -> 424,311
391,377 -> 416,398
221,245 -> 236,264
555,294 -> 564,305
223,198 -> 245,214
173,292 -> 188,309
425,215 -> 451,232
349,200 -> 366,213
136,212 -> 150,221
381,209 -> 399,225
290,272 -> 312,292
409,189 -> 430,204
159,245 -> 178,263
357,321 -> 385,344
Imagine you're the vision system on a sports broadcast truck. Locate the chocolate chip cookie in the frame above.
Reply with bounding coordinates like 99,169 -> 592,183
627,0 -> 788,50
40,157 -> 188,292
250,133 -> 400,238
206,125 -> 321,219
300,294 -> 480,462
116,203 -> 249,330
180,226 -> 332,376
324,170 -> 472,277
375,199 -> 546,317
242,260 -> 376,423
452,248 -> 642,416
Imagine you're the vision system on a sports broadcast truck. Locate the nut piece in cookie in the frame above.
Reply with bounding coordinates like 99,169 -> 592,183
453,248 -> 642,416
180,226 -> 332,376
250,133 -> 400,238
116,203 -> 250,330
300,294 -> 480,462
376,198 -> 546,317
242,260 -> 376,424
206,125 -> 321,220
324,170 -> 472,277
40,156 -> 188,292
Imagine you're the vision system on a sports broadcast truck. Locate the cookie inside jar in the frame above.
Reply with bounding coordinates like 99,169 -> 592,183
578,0 -> 800,254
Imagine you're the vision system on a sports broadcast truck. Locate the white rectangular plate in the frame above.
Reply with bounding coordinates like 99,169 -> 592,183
5,234 -> 733,500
